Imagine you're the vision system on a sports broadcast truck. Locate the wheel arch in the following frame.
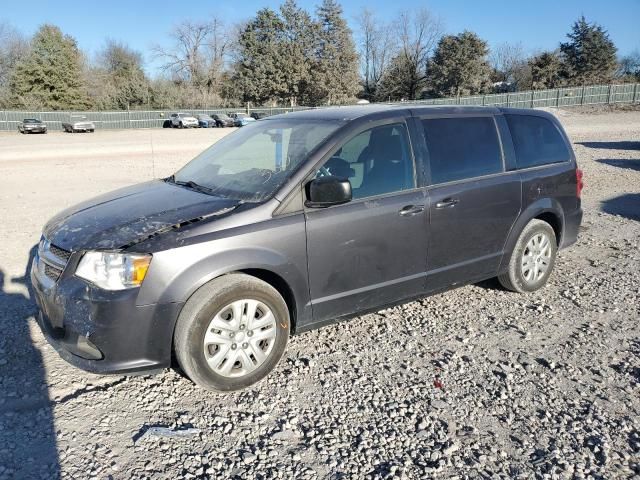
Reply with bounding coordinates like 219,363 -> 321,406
499,199 -> 565,273
237,268 -> 298,334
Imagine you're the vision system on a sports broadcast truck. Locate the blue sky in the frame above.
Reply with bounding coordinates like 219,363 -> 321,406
2,0 -> 638,75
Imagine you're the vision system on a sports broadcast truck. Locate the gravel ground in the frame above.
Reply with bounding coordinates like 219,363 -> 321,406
0,111 -> 639,479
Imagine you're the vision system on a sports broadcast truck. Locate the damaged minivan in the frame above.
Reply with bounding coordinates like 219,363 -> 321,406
32,105 -> 583,391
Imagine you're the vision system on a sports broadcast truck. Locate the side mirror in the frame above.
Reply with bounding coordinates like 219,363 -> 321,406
305,176 -> 352,208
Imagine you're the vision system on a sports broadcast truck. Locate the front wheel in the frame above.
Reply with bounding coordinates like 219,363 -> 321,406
498,219 -> 557,293
174,273 -> 290,392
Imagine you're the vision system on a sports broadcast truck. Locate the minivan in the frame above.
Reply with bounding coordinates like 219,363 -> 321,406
31,105 -> 583,391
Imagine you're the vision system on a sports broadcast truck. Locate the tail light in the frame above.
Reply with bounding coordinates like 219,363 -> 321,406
576,168 -> 584,198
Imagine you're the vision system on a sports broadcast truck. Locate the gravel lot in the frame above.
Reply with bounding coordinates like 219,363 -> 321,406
0,110 -> 639,479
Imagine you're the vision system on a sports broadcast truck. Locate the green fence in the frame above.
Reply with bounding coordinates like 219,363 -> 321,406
1,83 -> 638,131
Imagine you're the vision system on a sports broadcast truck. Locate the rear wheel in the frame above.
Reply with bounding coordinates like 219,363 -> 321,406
174,273 -> 290,392
498,219 -> 557,293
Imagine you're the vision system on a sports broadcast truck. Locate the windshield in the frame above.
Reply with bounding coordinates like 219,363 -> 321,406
198,115 -> 212,120
172,118 -> 342,202
24,119 -> 40,124
217,114 -> 230,120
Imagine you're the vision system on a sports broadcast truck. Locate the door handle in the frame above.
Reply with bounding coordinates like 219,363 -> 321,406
399,204 -> 425,216
435,198 -> 459,209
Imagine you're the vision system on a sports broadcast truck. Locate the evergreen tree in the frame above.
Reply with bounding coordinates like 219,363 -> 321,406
529,51 -> 565,89
426,31 -> 492,97
308,0 -> 359,105
10,24 -> 90,109
560,16 -> 617,85
279,0 -> 316,106
376,53 -> 415,101
234,9 -> 285,105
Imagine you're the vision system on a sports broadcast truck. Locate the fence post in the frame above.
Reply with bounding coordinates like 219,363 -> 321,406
506,93 -> 510,108
634,83 -> 639,103
530,90 -> 534,108
482,95 -> 486,106
607,84 -> 613,104
2,110 -> 7,132
581,86 -> 586,105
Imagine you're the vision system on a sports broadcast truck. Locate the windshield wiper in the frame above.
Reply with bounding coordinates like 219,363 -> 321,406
166,176 -> 215,195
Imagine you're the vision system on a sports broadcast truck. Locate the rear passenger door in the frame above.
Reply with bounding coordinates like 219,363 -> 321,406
419,114 -> 522,290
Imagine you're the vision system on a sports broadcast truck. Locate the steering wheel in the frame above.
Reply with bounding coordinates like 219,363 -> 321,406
317,166 -> 332,178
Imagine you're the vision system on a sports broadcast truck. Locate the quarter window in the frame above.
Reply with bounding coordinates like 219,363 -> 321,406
506,114 -> 570,168
422,117 -> 503,184
317,123 -> 414,200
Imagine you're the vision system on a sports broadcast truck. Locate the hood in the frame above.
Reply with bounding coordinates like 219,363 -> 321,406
43,180 -> 240,251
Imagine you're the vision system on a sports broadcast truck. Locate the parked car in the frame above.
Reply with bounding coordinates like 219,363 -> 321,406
32,105 -> 582,392
18,118 -> 47,134
212,113 -> 235,128
250,111 -> 269,120
230,112 -> 256,127
170,113 -> 199,129
196,114 -> 217,128
62,116 -> 95,133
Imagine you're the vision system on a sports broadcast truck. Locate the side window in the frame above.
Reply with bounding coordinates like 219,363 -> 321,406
422,117 -> 503,184
317,123 -> 414,200
506,114 -> 570,168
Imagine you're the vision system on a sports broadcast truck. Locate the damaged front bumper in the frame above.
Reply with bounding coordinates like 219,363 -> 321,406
30,252 -> 183,375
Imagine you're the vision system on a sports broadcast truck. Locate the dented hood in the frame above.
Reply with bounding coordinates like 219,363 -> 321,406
43,180 -> 240,251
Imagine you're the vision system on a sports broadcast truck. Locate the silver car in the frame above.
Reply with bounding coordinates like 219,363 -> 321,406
62,116 -> 95,133
18,118 -> 47,134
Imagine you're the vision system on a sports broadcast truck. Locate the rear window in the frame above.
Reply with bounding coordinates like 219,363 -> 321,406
506,114 -> 570,169
422,117 -> 503,184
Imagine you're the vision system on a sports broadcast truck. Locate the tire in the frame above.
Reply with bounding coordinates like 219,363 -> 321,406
498,219 -> 557,293
178,122 -> 184,129
174,273 -> 290,392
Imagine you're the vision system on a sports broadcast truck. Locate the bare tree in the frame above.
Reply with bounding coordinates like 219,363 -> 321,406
489,41 -> 531,90
204,17 -> 230,92
152,20 -> 211,85
356,9 -> 396,99
393,8 -> 443,99
152,18 -> 233,107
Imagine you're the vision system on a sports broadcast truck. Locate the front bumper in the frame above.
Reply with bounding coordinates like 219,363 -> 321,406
31,256 -> 183,374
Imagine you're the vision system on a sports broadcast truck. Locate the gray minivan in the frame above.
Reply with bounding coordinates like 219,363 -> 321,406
32,105 -> 583,391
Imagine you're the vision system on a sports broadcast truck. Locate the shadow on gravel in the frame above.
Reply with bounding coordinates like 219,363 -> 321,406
0,245 -> 60,479
601,193 -> 640,221
597,158 -> 640,172
578,141 -> 640,150
474,277 -> 504,291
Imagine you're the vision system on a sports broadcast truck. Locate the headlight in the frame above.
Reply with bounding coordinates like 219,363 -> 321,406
75,252 -> 152,290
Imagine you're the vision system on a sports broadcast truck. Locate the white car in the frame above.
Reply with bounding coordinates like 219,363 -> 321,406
170,113 -> 199,129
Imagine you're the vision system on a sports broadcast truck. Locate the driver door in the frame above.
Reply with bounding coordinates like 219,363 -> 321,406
304,121 -> 429,323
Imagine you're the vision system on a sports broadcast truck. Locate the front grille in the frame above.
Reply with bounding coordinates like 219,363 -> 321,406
49,244 -> 71,262
44,263 -> 63,281
38,238 -> 71,283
